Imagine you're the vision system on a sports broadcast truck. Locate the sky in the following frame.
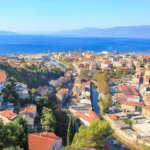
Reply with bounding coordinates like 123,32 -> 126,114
0,0 -> 150,33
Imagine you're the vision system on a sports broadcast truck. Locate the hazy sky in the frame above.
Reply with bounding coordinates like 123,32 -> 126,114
0,0 -> 150,33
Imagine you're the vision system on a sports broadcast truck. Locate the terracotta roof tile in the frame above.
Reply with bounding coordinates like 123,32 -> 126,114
75,111 -> 99,124
28,132 -> 61,150
0,110 -> 17,120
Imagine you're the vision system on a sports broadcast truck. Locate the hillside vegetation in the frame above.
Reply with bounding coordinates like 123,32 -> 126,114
0,63 -> 63,88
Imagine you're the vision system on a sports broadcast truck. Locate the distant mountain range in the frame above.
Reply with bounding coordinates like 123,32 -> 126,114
0,31 -> 18,35
1,25 -> 150,38
55,26 -> 150,38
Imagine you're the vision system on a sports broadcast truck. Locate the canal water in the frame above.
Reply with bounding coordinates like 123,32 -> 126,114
91,83 -> 100,114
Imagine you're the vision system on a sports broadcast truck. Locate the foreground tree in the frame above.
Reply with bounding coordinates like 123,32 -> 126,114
41,107 -> 56,132
67,115 -> 76,145
72,120 -> 112,149
55,110 -> 69,145
0,121 -> 4,149
2,117 -> 28,149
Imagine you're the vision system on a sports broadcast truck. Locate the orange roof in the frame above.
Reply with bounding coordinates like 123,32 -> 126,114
58,88 -> 68,94
20,105 -> 36,114
121,101 -> 144,107
0,72 -> 6,84
143,106 -> 150,111
75,111 -> 99,124
139,55 -> 150,59
107,114 -> 118,120
144,97 -> 150,106
28,132 -> 61,150
0,110 -> 17,120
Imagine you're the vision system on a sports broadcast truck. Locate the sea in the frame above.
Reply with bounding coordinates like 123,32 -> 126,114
0,35 -> 150,55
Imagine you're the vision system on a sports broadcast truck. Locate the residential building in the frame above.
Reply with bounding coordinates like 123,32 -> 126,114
56,88 -> 68,101
75,111 -> 99,126
14,82 -> 30,99
28,132 -> 62,150
19,104 -> 37,128
142,106 -> 150,117
0,72 -> 6,92
0,110 -> 17,125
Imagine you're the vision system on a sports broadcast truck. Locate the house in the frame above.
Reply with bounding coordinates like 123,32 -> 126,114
144,97 -> 150,106
120,101 -> 144,112
28,132 -> 62,150
113,120 -> 131,130
0,72 -> 6,92
143,63 -> 150,85
114,85 -> 140,102
56,88 -> 68,102
14,82 -> 30,99
0,95 -> 4,110
68,103 -> 92,114
142,106 -> 150,117
132,123 -> 150,137
19,104 -> 37,128
0,110 -> 17,125
75,111 -> 99,126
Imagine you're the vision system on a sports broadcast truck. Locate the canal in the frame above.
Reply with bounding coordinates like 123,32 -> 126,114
91,83 -> 100,114
91,83 -> 129,150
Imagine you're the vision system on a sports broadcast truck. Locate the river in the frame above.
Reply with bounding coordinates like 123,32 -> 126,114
91,83 -> 100,114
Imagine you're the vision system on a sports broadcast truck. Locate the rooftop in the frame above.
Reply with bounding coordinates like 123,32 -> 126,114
0,110 -> 17,120
75,111 -> 99,124
28,132 -> 61,150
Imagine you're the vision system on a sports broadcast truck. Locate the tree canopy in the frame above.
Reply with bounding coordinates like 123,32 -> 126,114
41,107 -> 56,132
72,120 -> 112,149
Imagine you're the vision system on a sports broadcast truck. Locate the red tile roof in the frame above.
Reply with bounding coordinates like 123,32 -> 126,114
144,97 -> 150,106
20,105 -> 36,114
119,85 -> 139,96
0,110 -> 17,120
0,72 -> 6,84
58,88 -> 68,94
28,132 -> 61,150
75,111 -> 99,124
107,114 -> 118,120
143,106 -> 150,111
121,101 -> 144,107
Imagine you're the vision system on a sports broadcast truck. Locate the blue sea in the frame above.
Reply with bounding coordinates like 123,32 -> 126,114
0,35 -> 150,54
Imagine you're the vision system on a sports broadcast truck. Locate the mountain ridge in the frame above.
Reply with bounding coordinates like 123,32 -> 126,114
1,25 -> 150,38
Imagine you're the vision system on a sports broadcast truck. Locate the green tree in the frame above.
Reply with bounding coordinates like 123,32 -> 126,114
67,115 -> 76,145
72,120 -> 112,149
2,117 -> 28,149
102,94 -> 112,113
41,107 -> 56,132
136,106 -> 142,112
0,121 -> 4,149
55,110 -> 69,145
116,68 -> 123,77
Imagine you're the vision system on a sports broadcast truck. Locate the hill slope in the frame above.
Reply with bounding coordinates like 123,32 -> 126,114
55,26 -> 150,38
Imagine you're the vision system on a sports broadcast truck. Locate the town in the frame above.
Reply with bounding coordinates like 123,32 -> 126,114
0,51 -> 150,150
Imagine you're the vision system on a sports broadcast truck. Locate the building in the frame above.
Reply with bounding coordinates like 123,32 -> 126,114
0,72 -> 6,92
115,85 -> 140,102
14,82 -> 30,99
28,132 -> 62,150
75,111 -> 99,126
56,88 -> 68,101
19,104 -> 37,128
143,63 -> 150,85
132,123 -> 150,137
0,110 -> 17,125
0,95 -> 4,110
120,101 -> 144,112
142,106 -> 150,117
